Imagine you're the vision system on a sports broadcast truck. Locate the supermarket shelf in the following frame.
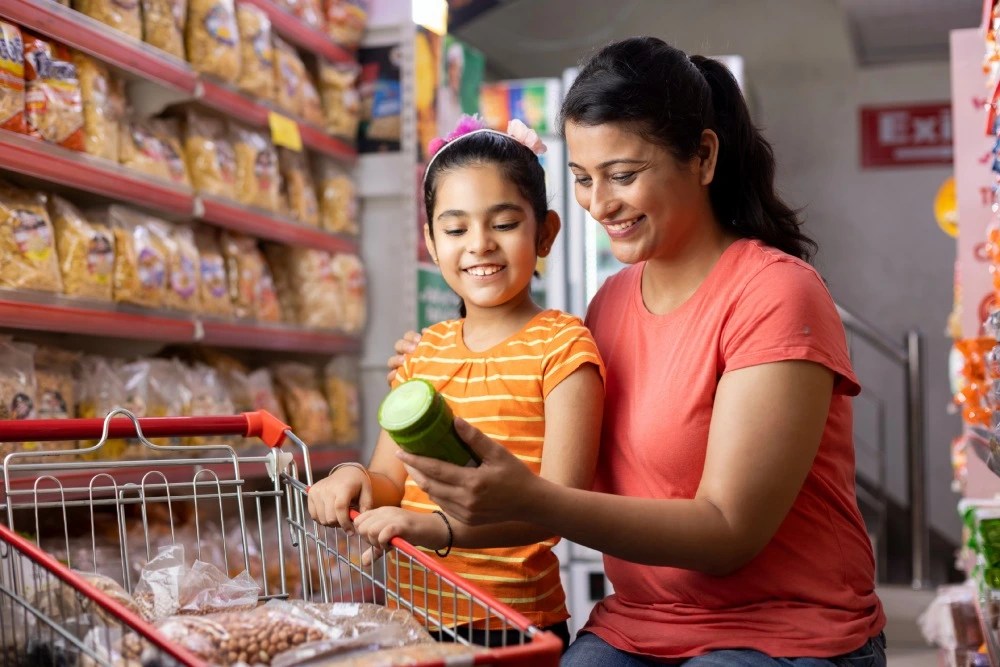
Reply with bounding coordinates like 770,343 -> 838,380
1,0 -> 198,92
976,595 -> 1000,666
243,0 -> 355,64
298,123 -> 358,163
198,80 -> 270,127
200,320 -> 362,354
198,195 -> 359,254
0,130 -> 193,216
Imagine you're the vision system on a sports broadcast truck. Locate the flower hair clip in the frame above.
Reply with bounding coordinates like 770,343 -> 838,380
424,115 -> 548,181
506,119 -> 547,155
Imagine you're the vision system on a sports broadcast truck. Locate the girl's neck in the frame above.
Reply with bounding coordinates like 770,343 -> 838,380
461,289 -> 542,352
640,226 -> 739,316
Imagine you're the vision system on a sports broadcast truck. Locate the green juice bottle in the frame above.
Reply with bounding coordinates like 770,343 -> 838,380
378,379 -> 481,467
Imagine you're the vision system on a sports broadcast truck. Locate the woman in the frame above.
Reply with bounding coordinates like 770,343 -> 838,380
391,37 -> 886,665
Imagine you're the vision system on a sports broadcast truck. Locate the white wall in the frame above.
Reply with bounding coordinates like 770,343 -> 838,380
456,0 -> 963,539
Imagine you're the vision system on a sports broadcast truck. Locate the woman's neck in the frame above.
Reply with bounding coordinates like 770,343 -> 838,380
462,289 -> 541,352
640,228 -> 739,316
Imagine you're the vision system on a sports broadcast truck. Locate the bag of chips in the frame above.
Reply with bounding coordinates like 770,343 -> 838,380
323,0 -> 369,49
186,0 -> 240,83
235,4 -> 275,101
316,158 -> 358,235
319,61 -> 360,143
193,226 -> 232,318
331,252 -> 365,334
0,182 -> 62,292
23,32 -> 84,150
183,110 -> 237,199
141,0 -> 186,60
107,206 -> 167,308
150,220 -> 201,312
220,231 -> 260,319
324,356 -> 359,446
272,362 -> 333,445
74,0 -> 143,41
278,148 -> 319,227
75,53 -> 125,162
232,125 -> 281,212
49,195 -> 114,300
273,36 -> 305,118
0,21 -> 26,134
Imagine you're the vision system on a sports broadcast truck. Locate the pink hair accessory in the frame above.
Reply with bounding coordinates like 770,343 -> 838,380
426,114 -> 489,157
506,119 -> 547,155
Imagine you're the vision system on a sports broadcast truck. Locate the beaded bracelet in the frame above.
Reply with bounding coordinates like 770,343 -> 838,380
432,510 -> 453,557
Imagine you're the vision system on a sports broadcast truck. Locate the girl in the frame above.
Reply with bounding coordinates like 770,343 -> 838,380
307,116 -> 605,648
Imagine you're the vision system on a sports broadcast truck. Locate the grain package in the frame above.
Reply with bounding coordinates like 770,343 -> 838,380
193,226 -> 232,318
220,231 -> 261,319
301,68 -> 323,127
278,148 -> 319,227
156,117 -> 191,187
257,258 -> 283,323
233,125 -> 281,211
323,0 -> 369,49
273,362 -> 333,445
75,53 -> 125,162
247,368 -> 286,423
107,206 -> 167,308
324,356 -> 359,446
150,220 -> 200,312
49,196 -> 114,300
267,245 -> 337,328
119,119 -> 172,182
141,0 -> 186,60
319,61 -> 360,143
186,0 -> 240,83
182,363 -> 234,446
76,355 -> 128,459
0,338 -> 36,458
183,111 -> 236,199
0,183 -> 62,293
74,0 -> 142,41
262,243 -> 297,323
273,36 -> 305,118
0,21 -> 27,134
23,33 -> 84,150
235,4 -> 275,101
316,158 -> 358,235
332,252 -> 365,334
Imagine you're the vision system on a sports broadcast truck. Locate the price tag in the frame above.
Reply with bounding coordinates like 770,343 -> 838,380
268,112 -> 302,151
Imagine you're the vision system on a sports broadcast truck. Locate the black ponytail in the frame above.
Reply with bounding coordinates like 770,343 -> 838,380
562,37 -> 816,262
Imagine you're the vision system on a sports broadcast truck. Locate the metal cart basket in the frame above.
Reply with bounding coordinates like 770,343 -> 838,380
0,409 -> 562,666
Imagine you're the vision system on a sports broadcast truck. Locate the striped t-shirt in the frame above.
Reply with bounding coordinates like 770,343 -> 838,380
388,309 -> 605,629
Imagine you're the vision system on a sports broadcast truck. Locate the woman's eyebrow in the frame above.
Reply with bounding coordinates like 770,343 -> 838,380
568,158 -> 646,170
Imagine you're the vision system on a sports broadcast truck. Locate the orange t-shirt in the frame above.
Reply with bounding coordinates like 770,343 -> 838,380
582,239 -> 885,659
390,309 -> 605,628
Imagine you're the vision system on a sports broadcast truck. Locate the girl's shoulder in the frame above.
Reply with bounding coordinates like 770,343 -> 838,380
529,309 -> 592,337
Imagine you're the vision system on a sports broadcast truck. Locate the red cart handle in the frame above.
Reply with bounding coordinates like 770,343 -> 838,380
0,410 -> 292,447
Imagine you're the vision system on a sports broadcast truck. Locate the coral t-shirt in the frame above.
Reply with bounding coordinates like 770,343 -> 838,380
582,239 -> 885,659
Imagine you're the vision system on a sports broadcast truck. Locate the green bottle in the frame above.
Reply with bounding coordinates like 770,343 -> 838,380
378,379 -> 481,467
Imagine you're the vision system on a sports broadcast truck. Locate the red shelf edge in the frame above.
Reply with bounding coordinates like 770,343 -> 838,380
198,80 -> 271,127
0,299 -> 195,342
200,321 -> 361,354
298,124 -> 358,163
243,0 -> 355,64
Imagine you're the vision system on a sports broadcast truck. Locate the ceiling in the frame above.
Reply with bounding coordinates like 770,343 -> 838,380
451,0 -> 983,76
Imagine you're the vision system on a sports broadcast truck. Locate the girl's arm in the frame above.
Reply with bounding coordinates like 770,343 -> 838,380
401,359 -> 832,575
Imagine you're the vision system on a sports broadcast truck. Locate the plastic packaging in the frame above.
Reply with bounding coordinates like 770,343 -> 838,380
120,118 -> 190,187
152,221 -> 201,312
265,245 -> 338,328
279,148 -> 320,227
274,36 -> 306,118
108,206 -> 167,308
75,355 -> 128,459
220,231 -> 262,319
258,257 -> 284,323
74,0 -> 142,40
323,0 -> 369,49
75,53 -> 125,162
186,0 -> 241,83
247,368 -> 287,423
320,61 -> 361,143
273,362 -> 334,445
325,356 -> 360,446
233,125 -> 281,212
141,0 -> 187,60
0,183 -> 62,292
50,196 -> 114,300
316,159 -> 359,235
236,4 -> 276,101
182,363 -> 235,446
31,345 -> 79,458
301,68 -> 324,128
379,379 -> 479,466
0,337 -> 36,422
332,252 -> 366,334
0,21 -> 27,134
194,226 -> 233,318
23,33 -> 85,151
183,110 -> 237,199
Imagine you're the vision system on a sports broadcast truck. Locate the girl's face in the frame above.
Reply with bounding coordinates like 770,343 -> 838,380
566,121 -> 716,265
426,164 -> 554,315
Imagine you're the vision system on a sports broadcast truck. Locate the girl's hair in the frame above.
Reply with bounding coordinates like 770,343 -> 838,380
560,36 -> 816,262
422,129 -> 549,317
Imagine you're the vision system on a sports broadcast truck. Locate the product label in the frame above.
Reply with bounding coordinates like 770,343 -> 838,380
202,257 -> 228,299
137,246 -> 165,289
12,209 -> 53,263
251,29 -> 274,69
254,149 -> 277,190
11,392 -> 33,420
87,232 -> 114,283
38,389 -> 68,419
204,5 -> 237,47
172,254 -> 198,300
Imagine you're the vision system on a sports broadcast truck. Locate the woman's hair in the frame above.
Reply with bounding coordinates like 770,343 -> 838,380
560,36 -> 816,262
423,130 -> 549,317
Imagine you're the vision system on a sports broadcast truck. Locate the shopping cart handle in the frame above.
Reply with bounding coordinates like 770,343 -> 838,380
243,410 -> 292,448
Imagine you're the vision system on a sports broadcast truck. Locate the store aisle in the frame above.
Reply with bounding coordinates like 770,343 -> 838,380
879,585 -> 938,666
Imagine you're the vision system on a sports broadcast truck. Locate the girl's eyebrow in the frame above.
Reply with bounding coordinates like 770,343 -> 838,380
436,202 -> 525,221
568,158 -> 645,170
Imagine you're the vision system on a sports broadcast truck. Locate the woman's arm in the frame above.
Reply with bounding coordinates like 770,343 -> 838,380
401,359 -> 832,575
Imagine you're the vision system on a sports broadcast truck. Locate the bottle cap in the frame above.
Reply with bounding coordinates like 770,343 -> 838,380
378,379 -> 435,433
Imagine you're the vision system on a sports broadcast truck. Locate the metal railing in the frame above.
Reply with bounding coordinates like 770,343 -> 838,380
836,304 -> 927,589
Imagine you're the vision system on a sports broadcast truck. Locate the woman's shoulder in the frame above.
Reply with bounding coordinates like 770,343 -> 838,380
727,239 -> 828,297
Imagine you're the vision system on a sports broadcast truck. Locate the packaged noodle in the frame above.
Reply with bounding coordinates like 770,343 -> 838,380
76,355 -> 128,460
49,196 -> 114,300
0,338 -> 36,458
141,0 -> 186,60
23,33 -> 84,151
107,206 -> 167,308
247,368 -> 285,423
301,68 -> 323,127
272,362 -> 333,445
32,346 -> 79,459
119,119 -> 171,182
74,0 -> 142,41
193,227 -> 232,318
319,61 -> 360,143
316,158 -> 358,235
182,363 -> 234,446
146,358 -> 187,449
0,183 -> 62,292
273,36 -> 305,118
220,231 -> 260,319
323,0 -> 369,49
331,252 -> 365,334
149,220 -> 200,312
278,148 -> 319,227
183,111 -> 236,199
75,53 -> 125,162
324,356 -> 359,445
156,118 -> 191,187
257,257 -> 283,323
266,245 -> 337,328
232,125 -> 280,211
235,4 -> 275,101
0,21 -> 27,134
186,0 -> 240,83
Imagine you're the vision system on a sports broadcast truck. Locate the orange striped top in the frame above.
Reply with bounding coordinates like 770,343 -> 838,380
387,309 -> 605,629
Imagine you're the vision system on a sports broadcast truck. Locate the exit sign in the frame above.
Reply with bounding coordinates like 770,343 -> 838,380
860,102 -> 953,168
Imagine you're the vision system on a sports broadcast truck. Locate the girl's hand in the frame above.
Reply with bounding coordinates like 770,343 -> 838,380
307,466 -> 373,534
354,507 -> 449,565
386,330 -> 422,386
397,419 -> 541,525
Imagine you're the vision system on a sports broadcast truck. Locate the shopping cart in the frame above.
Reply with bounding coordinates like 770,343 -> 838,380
0,408 -> 562,666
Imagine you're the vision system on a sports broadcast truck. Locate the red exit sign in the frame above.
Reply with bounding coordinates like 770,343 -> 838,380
859,102 -> 952,168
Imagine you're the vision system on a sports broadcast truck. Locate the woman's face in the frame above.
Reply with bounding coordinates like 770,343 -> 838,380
566,121 -> 713,265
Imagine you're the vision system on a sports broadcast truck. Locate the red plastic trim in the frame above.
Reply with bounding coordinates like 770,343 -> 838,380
243,410 -> 290,448
0,415 -> 252,442
0,0 -> 197,93
199,319 -> 362,353
0,523 -> 205,665
0,297 -> 195,342
198,195 -> 359,253
298,123 -> 358,163
198,80 -> 270,127
0,130 -> 194,215
242,0 -> 355,64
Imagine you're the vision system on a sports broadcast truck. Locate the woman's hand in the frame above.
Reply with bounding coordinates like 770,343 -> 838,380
386,330 -> 422,385
397,419 -> 542,525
